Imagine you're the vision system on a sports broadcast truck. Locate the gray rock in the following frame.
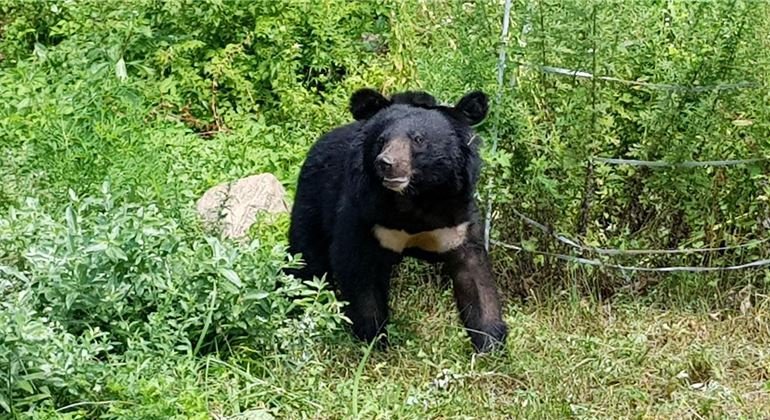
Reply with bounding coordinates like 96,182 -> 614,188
196,173 -> 290,239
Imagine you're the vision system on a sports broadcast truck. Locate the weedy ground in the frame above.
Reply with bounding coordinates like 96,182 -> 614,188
247,271 -> 770,418
177,266 -> 770,419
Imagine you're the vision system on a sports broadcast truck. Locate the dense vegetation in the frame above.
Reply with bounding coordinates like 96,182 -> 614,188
1,0 -> 768,417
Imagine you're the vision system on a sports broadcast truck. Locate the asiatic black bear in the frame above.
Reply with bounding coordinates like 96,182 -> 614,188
287,89 -> 507,353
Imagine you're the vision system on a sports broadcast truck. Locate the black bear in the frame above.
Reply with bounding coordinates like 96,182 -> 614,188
286,88 -> 508,353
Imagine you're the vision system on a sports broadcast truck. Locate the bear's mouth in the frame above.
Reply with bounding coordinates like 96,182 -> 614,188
382,177 -> 409,192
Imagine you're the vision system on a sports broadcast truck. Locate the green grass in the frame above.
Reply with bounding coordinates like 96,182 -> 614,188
284,273 -> 770,418
45,270 -> 770,419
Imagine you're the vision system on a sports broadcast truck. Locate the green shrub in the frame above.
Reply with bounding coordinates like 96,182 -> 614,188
0,187 -> 344,413
0,284 -> 111,414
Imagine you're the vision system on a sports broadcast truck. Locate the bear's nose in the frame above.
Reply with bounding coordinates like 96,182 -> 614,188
375,155 -> 393,172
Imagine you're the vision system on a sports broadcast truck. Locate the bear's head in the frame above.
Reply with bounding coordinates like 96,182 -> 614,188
349,88 -> 488,197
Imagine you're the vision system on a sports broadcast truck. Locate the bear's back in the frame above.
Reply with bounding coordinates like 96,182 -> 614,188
293,121 -> 362,238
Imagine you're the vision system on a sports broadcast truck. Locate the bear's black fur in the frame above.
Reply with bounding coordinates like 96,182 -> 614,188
287,88 -> 508,353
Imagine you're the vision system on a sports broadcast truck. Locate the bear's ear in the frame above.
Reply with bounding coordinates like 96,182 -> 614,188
454,91 -> 489,126
350,88 -> 391,120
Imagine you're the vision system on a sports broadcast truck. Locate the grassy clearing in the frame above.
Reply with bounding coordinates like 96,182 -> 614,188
41,270 -> 769,419
271,271 -> 770,419
138,280 -> 770,418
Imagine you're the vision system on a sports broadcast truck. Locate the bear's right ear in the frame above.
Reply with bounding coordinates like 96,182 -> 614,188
350,88 -> 391,121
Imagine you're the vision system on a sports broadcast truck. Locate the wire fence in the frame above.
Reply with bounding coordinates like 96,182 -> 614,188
592,157 -> 768,168
491,239 -> 770,273
484,0 -> 513,252
484,1 -> 768,274
520,62 -> 761,92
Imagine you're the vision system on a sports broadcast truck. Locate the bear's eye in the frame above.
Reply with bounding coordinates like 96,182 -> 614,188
412,134 -> 425,145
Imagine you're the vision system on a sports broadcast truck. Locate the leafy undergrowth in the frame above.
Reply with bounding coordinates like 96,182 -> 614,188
332,300 -> 768,418
13,269 -> 770,419
3,190 -> 767,418
264,268 -> 770,419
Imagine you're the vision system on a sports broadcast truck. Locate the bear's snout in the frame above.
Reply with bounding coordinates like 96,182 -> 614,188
375,137 -> 412,192
375,154 -> 393,172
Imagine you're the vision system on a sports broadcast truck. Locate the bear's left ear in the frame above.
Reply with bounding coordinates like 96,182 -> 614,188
350,88 -> 391,121
454,91 -> 489,126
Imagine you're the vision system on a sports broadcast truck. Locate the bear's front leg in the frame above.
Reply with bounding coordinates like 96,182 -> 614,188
443,225 -> 508,353
330,220 -> 400,348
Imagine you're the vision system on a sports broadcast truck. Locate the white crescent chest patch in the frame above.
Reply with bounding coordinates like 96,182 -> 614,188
373,222 -> 470,254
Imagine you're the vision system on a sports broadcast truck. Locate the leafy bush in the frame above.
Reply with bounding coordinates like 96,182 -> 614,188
0,187 -> 344,413
0,284 -> 111,414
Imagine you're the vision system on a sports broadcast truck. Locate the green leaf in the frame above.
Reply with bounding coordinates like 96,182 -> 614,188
0,265 -> 29,282
244,292 -> 270,301
0,392 -> 9,414
116,57 -> 128,81
16,97 -> 31,109
16,380 -> 34,394
106,246 -> 128,262
220,268 -> 243,288
84,243 -> 109,253
65,206 -> 77,233
731,119 -> 753,126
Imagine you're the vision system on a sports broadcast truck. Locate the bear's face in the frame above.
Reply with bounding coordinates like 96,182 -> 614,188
349,89 -> 488,196
366,107 -> 464,194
